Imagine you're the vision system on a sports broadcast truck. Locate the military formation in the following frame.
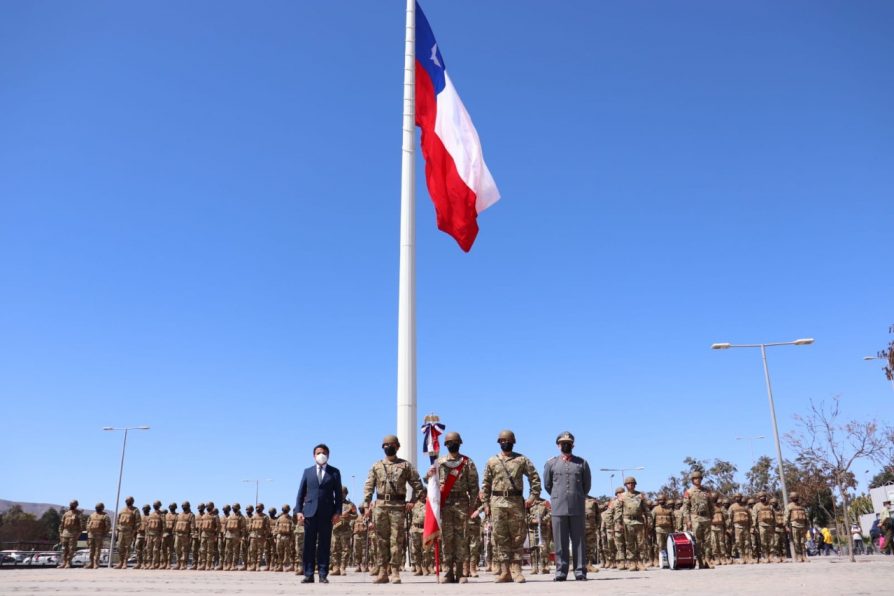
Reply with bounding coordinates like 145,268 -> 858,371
57,429 -> 813,577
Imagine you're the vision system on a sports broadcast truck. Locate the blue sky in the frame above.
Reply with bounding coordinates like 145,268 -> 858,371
1,0 -> 892,511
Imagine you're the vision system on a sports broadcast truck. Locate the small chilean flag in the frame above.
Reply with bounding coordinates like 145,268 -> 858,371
415,1 -> 500,252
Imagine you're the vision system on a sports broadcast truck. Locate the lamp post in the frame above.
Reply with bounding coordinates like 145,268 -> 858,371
600,467 -> 645,487
711,338 -> 814,511
242,479 -> 272,508
736,435 -> 766,465
103,425 -> 150,568
863,356 -> 894,392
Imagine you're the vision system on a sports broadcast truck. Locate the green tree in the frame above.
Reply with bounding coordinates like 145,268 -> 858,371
39,508 -> 62,542
869,466 -> 894,489
746,455 -> 780,495
706,459 -> 740,496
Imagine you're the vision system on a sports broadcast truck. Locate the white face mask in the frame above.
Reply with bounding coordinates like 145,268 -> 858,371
315,453 -> 328,466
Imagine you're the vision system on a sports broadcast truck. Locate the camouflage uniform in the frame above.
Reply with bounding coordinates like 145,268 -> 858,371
467,505 -> 484,577
619,477 -> 650,571
527,498 -> 551,574
612,489 -> 627,568
331,492 -> 357,575
362,435 -> 425,584
264,509 -> 277,572
174,502 -> 195,570
783,493 -> 809,562
219,506 -> 231,569
728,495 -> 753,563
599,501 -> 613,568
243,507 -> 253,568
198,502 -> 218,570
681,472 -> 713,569
189,504 -> 205,570
223,504 -> 245,570
409,499 -> 426,575
247,504 -> 269,571
58,501 -> 82,568
650,499 -> 674,566
162,504 -> 178,569
274,505 -> 295,571
584,496 -> 600,571
292,512 -> 305,574
480,430 -> 541,583
146,502 -> 166,569
434,437 -> 479,583
710,497 -> 729,565
752,494 -> 775,564
134,505 -> 151,569
115,498 -> 141,569
352,512 -> 369,572
86,504 -> 111,569
771,499 -> 786,562
673,500 -> 685,532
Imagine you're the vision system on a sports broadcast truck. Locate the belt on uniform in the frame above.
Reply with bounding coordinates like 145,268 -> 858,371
491,490 -> 522,497
380,494 -> 406,502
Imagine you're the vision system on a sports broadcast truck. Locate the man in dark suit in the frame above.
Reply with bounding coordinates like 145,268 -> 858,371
543,431 -> 592,581
296,443 -> 343,583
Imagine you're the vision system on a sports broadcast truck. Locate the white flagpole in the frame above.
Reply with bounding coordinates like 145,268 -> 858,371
397,0 -> 417,472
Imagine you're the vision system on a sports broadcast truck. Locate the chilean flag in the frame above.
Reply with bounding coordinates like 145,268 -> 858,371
422,471 -> 441,547
415,2 -> 500,252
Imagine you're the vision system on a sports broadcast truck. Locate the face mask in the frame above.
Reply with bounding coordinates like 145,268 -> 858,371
499,442 -> 514,453
315,453 -> 328,465
383,445 -> 397,457
560,443 -> 572,454
446,443 -> 460,454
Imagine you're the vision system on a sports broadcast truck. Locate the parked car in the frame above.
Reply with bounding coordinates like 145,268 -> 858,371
70,549 -> 90,567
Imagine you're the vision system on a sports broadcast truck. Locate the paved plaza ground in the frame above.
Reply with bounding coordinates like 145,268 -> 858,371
3,556 -> 893,595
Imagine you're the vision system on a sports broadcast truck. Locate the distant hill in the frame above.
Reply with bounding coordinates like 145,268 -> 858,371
0,499 -> 65,517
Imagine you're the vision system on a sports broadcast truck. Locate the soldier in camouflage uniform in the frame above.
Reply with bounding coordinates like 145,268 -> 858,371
430,430 -> 479,583
771,498 -> 786,563
747,497 -> 760,561
134,504 -> 151,569
243,505 -> 253,569
247,502 -> 269,571
330,487 -> 357,575
752,492 -> 775,564
86,502 -> 111,569
584,496 -> 600,572
783,492 -> 809,562
265,508 -> 278,571
599,501 -> 612,568
612,488 -> 628,569
481,429 -> 542,583
527,496 -> 551,575
292,510 -> 305,575
352,505 -> 369,572
709,494 -> 729,565
146,500 -> 165,569
408,497 -> 426,575
650,495 -> 674,567
197,500 -> 217,570
115,496 -> 141,569
362,434 -> 425,584
728,494 -> 753,563
467,502 -> 484,577
619,477 -> 650,571
366,517 -> 379,575
222,503 -> 244,570
682,470 -> 713,569
218,504 -> 231,568
58,500 -> 82,568
274,504 -> 294,571
173,501 -> 195,570
163,502 -> 178,569
673,498 -> 685,532
189,503 -> 205,570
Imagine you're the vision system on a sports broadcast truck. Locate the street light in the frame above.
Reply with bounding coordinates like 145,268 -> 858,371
863,356 -> 894,392
711,338 -> 814,512
242,479 -> 272,507
103,425 -> 150,568
600,466 -> 645,486
736,435 -> 766,464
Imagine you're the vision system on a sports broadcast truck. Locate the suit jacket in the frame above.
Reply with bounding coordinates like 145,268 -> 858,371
296,464 -> 343,519
543,455 -> 591,516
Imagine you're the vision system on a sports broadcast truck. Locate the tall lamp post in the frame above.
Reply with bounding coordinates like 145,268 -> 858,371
736,435 -> 766,465
103,425 -> 150,568
863,356 -> 894,392
711,338 -> 814,511
242,478 -> 272,508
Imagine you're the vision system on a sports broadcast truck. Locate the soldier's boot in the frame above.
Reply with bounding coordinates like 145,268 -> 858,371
389,564 -> 402,584
459,561 -> 469,583
413,565 -> 424,576
530,565 -> 539,575
354,565 -> 363,573
372,567 -> 389,584
330,564 -> 340,576
439,568 -> 455,583
510,561 -> 526,583
470,561 -> 479,577
492,562 -> 510,583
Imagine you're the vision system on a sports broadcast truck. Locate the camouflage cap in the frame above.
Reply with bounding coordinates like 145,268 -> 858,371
233,503 -> 241,510
790,492 -> 800,500
169,502 -> 177,510
256,503 -> 265,511
198,502 -> 206,510
142,504 -> 151,512
382,434 -> 400,446
624,476 -> 637,485
690,470 -> 703,479
206,501 -> 215,509
615,486 -> 625,495
96,502 -> 104,510
497,429 -> 517,443
222,504 -> 231,512
153,500 -> 162,508
70,499 -> 79,507
444,431 -> 462,444
269,508 -> 278,516
733,493 -> 743,500
125,496 -> 134,505
182,501 -> 190,509
342,486 -> 349,495
770,498 -> 779,504
282,504 -> 291,512
656,494 -> 666,502
555,431 -> 575,444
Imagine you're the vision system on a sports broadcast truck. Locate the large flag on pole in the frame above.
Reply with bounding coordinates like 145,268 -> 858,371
415,1 -> 500,252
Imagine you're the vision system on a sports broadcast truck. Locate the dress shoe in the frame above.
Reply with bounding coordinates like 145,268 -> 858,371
301,576 -> 314,583
575,574 -> 587,581
320,577 -> 329,583
553,575 -> 567,581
